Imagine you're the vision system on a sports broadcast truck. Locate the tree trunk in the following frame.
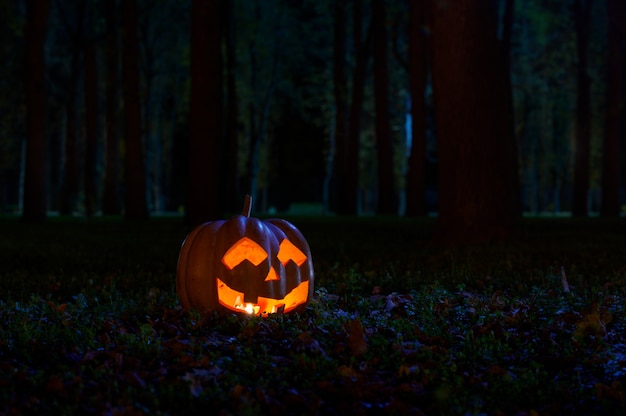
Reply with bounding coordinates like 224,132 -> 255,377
332,1 -> 350,214
57,0 -> 87,216
224,0 -> 240,213
22,0 -> 50,223
142,42 -> 164,213
103,0 -> 120,215
601,0 -> 625,216
405,0 -> 428,217
122,0 -> 148,220
572,0 -> 591,217
346,0 -> 371,215
244,1 -> 277,212
372,0 -> 397,215
59,89 -> 78,215
84,38 -> 98,217
186,0 -> 222,225
498,0 -> 521,217
59,41 -> 80,215
430,0 -> 518,244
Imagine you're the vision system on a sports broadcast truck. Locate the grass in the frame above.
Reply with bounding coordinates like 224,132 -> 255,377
1,215 -> 626,414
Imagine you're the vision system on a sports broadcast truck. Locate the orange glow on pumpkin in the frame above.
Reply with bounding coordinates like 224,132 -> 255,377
216,277 -> 310,315
222,237 -> 268,269
221,236 -> 308,284
222,237 -> 308,270
176,195 -> 314,316
218,236 -> 310,314
277,239 -> 307,266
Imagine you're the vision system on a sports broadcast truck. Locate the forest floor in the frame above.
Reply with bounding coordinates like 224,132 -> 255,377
1,215 -> 626,414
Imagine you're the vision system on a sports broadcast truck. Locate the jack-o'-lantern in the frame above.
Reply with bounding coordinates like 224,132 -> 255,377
176,195 -> 314,316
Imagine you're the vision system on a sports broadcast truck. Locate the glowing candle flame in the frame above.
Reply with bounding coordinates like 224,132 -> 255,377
233,299 -> 259,315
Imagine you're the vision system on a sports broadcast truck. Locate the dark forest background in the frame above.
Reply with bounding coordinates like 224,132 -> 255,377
1,0 -> 625,242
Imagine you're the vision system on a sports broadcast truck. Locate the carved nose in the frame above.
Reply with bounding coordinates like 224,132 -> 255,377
265,267 -> 280,281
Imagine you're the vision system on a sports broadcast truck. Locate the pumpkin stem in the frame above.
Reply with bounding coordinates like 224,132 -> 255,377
242,194 -> 252,217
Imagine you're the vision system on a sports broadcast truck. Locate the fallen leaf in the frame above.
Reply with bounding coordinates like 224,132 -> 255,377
349,318 -> 367,357
337,365 -> 358,379
574,313 -> 607,339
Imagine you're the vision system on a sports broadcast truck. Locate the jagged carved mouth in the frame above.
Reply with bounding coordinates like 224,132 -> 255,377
216,277 -> 309,315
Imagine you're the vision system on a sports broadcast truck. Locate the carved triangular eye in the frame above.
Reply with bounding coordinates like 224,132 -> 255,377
277,239 -> 307,266
222,237 -> 268,270
265,267 -> 280,281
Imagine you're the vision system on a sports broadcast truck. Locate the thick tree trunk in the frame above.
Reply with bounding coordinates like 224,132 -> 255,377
498,0 -> 521,217
572,0 -> 591,217
372,0 -> 397,215
84,39 -> 98,217
346,0 -> 370,215
59,45 -> 80,215
186,0 -> 222,225
224,0 -> 240,213
23,0 -> 50,223
243,1 -> 277,213
332,1 -> 349,214
57,0 -> 87,216
430,0 -> 518,243
601,0 -> 625,217
405,0 -> 428,217
122,0 -> 149,220
103,0 -> 120,215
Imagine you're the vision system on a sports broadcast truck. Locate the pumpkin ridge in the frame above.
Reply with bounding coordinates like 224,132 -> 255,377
176,222 -> 216,309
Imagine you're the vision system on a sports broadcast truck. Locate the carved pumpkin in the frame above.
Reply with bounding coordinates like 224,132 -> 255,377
176,195 -> 314,316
